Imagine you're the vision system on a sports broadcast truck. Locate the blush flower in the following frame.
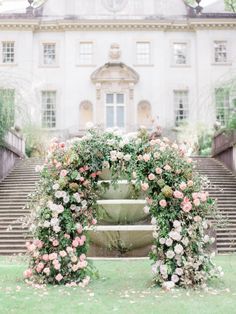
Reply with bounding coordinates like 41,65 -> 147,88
159,199 -> 167,208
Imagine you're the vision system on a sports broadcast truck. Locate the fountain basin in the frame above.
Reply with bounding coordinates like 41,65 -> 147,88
97,199 -> 148,224
88,225 -> 154,256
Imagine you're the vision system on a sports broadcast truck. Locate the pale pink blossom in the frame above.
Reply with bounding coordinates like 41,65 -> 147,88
42,254 -> 49,262
187,180 -> 194,187
148,173 -> 156,181
55,273 -> 63,282
49,253 -> 58,260
141,182 -> 149,191
60,169 -> 68,177
43,268 -> 50,276
182,202 -> 192,213
173,190 -> 183,199
164,164 -> 171,171
166,250 -> 175,259
174,244 -> 184,255
159,199 -> 167,208
59,250 -> 67,257
193,199 -> 201,207
179,182 -> 187,191
143,154 -> 151,162
23,268 -> 32,279
155,167 -> 162,175
52,240 -> 59,247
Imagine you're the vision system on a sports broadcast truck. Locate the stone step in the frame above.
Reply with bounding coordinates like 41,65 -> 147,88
0,250 -> 26,255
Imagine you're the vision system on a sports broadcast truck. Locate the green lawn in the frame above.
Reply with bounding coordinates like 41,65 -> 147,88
0,256 -> 236,314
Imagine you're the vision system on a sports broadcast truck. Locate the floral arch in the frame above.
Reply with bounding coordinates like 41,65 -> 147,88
24,128 -> 221,289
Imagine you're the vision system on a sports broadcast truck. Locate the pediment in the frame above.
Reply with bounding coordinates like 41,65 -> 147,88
91,62 -> 139,84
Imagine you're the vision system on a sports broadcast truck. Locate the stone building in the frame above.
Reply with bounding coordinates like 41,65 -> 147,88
0,0 -> 235,138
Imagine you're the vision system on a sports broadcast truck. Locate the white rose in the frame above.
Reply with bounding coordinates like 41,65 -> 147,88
124,154 -> 131,162
174,244 -> 184,255
175,268 -> 183,276
173,220 -> 181,228
165,238 -> 173,247
166,250 -> 175,259
159,238 -> 166,245
143,206 -> 150,214
162,281 -> 175,290
160,265 -> 168,275
171,274 -> 179,283
151,217 -> 157,225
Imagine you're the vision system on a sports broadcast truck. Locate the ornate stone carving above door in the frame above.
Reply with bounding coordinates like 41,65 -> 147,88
102,0 -> 128,13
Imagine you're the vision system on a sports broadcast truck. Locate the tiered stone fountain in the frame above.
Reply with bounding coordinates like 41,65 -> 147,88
88,170 -> 154,257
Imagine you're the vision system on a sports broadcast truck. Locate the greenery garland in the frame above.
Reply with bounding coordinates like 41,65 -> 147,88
24,128 -> 222,289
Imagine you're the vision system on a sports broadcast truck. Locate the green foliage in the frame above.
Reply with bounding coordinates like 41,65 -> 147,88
22,124 -> 47,157
0,89 -> 15,146
197,129 -> 213,156
225,0 -> 236,12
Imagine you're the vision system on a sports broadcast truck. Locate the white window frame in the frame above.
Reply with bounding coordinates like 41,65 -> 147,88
77,41 -> 94,66
1,41 -> 16,65
40,41 -> 59,67
215,88 -> 230,126
171,41 -> 190,67
174,90 -> 189,126
41,90 -> 57,129
135,41 -> 152,66
105,92 -> 126,129
212,40 -> 231,65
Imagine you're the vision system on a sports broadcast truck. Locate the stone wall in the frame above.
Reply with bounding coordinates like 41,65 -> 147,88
0,130 -> 25,180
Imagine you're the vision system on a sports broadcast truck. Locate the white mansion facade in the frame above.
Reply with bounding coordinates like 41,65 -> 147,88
0,0 -> 236,137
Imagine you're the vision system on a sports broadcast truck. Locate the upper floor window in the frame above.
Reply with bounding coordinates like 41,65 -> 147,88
41,91 -> 56,128
136,42 -> 150,65
79,42 -> 93,65
174,90 -> 189,126
43,43 -> 56,65
215,88 -> 230,125
214,41 -> 228,63
173,43 -> 187,65
2,41 -> 15,64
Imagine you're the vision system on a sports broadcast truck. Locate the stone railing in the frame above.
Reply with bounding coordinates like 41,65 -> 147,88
212,130 -> 236,173
0,130 -> 25,180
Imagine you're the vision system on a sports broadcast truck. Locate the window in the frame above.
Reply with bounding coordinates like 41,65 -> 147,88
0,89 -> 15,127
79,42 -> 93,65
173,43 -> 187,65
41,91 -> 56,128
136,42 -> 150,65
214,41 -> 227,63
106,93 -> 125,128
215,88 -> 230,125
174,91 -> 189,126
2,42 -> 15,64
43,43 -> 56,65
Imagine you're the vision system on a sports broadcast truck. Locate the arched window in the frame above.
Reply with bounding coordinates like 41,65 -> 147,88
79,101 -> 93,130
137,101 -> 152,129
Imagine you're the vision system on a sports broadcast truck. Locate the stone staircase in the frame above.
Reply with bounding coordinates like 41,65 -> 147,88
194,157 -> 236,254
0,158 -> 40,255
0,156 -> 236,255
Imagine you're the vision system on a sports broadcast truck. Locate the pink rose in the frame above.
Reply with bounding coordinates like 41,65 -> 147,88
193,199 -> 200,207
49,253 -> 57,260
76,224 -> 83,234
200,193 -> 207,202
72,239 -> 79,248
187,180 -> 193,187
155,167 -> 162,175
143,154 -> 151,162
60,169 -> 68,177
43,268 -> 50,276
52,240 -> 59,247
59,250 -> 67,257
34,239 -> 43,249
55,273 -> 63,282
92,218 -> 97,225
138,155 -> 143,161
164,164 -> 171,171
181,202 -> 192,213
179,182 -> 187,191
80,254 -> 86,261
141,182 -> 149,191
64,234 -> 70,239
173,190 -> 183,199
159,199 -> 167,208
66,246 -> 73,253
148,173 -> 156,181
42,254 -> 49,262
23,268 -> 32,279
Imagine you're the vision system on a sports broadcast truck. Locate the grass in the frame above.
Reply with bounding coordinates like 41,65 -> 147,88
0,255 -> 236,314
